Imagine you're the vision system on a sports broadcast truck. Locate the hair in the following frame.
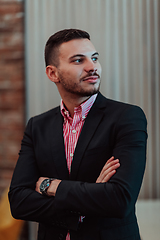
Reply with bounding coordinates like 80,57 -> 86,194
44,29 -> 90,67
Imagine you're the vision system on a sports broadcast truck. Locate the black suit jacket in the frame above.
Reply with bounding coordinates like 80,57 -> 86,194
9,93 -> 147,240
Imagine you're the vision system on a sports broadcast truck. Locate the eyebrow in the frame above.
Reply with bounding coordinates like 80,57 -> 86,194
69,52 -> 99,60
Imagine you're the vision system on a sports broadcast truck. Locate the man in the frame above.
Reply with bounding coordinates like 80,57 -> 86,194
9,29 -> 147,240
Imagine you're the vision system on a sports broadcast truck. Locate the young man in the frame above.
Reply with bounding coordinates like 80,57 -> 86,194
9,29 -> 147,240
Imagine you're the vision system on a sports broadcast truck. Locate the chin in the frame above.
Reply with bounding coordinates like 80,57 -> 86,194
78,88 -> 100,97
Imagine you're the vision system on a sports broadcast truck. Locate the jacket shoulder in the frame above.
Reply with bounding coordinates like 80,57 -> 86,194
97,93 -> 146,118
26,106 -> 61,130
30,106 -> 60,120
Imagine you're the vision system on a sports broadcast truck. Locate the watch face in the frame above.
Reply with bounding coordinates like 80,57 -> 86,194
40,179 -> 50,194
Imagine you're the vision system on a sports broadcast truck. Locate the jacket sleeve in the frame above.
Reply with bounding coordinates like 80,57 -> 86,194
8,118 -> 80,231
53,105 -> 147,218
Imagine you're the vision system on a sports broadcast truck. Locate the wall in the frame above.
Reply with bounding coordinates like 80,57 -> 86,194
0,0 -> 25,198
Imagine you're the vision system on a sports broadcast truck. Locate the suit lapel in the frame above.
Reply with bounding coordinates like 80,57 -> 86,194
70,95 -> 105,180
50,108 -> 69,180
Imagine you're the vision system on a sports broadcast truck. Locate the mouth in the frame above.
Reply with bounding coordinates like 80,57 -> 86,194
83,76 -> 99,83
82,73 -> 100,83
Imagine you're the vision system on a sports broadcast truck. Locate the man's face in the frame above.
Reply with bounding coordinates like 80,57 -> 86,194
56,38 -> 102,97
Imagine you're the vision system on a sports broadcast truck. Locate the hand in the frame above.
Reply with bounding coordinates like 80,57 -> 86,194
35,177 -> 47,194
47,179 -> 61,197
35,177 -> 61,196
96,156 -> 120,183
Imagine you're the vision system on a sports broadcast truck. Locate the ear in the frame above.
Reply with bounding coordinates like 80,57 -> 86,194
46,65 -> 59,83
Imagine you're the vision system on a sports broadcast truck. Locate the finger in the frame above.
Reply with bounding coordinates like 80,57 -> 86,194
106,156 -> 114,163
101,170 -> 116,183
103,156 -> 115,167
97,162 -> 120,183
96,157 -> 119,183
100,159 -> 119,175
101,162 -> 120,178
103,159 -> 120,172
98,157 -> 114,175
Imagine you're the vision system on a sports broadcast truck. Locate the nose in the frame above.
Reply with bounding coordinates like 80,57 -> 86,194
84,59 -> 97,73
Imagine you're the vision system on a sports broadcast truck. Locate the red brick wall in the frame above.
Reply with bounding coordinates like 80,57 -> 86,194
0,0 -> 25,197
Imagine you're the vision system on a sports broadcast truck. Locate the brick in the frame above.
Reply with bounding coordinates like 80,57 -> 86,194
0,89 -> 24,109
0,0 -> 25,201
0,2 -> 23,15
0,32 -> 24,49
0,109 -> 24,125
0,49 -> 24,62
0,80 -> 24,91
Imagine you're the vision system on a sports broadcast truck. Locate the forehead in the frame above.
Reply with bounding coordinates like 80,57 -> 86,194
58,39 -> 97,59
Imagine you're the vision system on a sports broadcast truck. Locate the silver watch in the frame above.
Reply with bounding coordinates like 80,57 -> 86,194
39,178 -> 54,195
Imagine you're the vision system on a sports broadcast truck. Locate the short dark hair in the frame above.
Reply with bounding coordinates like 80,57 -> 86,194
44,29 -> 90,67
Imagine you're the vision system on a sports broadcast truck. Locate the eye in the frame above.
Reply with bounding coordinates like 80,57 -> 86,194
92,56 -> 98,62
74,59 -> 81,63
73,58 -> 83,64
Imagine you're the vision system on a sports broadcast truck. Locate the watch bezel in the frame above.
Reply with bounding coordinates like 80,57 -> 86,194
40,178 -> 54,195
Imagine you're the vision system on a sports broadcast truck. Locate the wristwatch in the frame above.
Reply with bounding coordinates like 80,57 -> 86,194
39,178 -> 54,195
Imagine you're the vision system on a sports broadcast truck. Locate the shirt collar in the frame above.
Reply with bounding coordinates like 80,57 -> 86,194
60,93 -> 98,121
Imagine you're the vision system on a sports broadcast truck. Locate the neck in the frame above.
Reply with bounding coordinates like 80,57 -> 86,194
61,94 -> 90,118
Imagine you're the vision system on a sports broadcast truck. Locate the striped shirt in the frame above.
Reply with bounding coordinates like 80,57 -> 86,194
60,93 -> 97,239
61,93 -> 97,173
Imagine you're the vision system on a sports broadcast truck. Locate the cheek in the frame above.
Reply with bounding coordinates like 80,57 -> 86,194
58,65 -> 84,81
67,68 -> 83,79
97,63 -> 102,75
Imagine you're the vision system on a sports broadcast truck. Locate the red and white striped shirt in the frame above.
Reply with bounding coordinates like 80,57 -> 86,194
61,93 -> 97,174
60,93 -> 97,239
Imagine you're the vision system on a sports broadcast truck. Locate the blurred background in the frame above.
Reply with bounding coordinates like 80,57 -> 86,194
0,0 -> 159,239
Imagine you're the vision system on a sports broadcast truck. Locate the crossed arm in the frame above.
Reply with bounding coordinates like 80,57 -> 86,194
9,105 -> 147,228
35,156 -> 120,197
